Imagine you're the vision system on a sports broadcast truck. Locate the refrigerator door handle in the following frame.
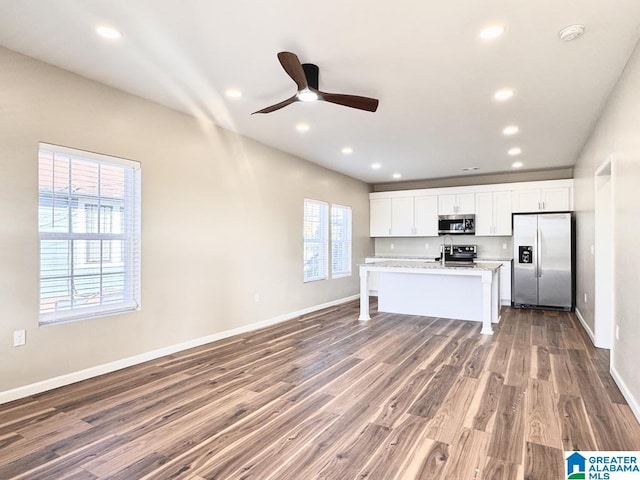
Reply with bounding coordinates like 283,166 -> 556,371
536,228 -> 542,278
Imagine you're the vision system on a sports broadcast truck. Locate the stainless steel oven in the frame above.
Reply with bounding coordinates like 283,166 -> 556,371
439,244 -> 477,264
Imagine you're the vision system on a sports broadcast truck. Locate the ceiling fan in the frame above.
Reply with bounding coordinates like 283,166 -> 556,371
252,51 -> 379,114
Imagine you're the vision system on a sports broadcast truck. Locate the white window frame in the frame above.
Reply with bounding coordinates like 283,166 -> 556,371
303,198 -> 329,283
331,204 -> 352,278
38,143 -> 141,325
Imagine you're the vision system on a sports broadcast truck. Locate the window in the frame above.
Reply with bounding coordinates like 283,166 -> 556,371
331,204 -> 352,278
85,204 -> 114,262
38,143 -> 141,324
303,200 -> 353,282
303,199 -> 328,282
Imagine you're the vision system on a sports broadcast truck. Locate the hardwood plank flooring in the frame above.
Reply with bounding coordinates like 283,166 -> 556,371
2,300 -> 640,479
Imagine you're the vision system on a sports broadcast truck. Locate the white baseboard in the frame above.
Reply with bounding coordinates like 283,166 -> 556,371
610,364 -> 640,425
575,307 -> 597,346
0,294 -> 359,405
577,308 -> 640,424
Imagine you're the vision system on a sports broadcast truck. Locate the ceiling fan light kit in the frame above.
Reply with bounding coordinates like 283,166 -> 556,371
297,88 -> 318,102
252,52 -> 379,114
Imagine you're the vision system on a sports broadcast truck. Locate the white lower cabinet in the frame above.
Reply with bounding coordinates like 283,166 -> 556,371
476,260 -> 512,305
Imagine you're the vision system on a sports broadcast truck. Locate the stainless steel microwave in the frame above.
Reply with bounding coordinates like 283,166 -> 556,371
438,214 -> 475,235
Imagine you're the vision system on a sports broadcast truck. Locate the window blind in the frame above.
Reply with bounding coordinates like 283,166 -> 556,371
331,204 -> 352,277
303,199 -> 328,282
38,143 -> 141,324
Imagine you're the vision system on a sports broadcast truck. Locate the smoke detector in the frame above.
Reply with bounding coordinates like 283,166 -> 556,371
559,24 -> 585,42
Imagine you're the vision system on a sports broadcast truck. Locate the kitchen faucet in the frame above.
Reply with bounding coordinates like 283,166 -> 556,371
441,235 -> 454,266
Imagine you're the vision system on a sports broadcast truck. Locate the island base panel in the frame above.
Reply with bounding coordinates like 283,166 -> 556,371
378,272 -> 483,321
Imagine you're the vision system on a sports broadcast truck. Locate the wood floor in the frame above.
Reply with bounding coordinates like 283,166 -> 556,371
2,300 -> 640,480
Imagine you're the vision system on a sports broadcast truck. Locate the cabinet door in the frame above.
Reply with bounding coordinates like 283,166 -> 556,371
474,192 -> 494,236
513,189 -> 541,213
493,191 -> 513,235
438,194 -> 458,215
542,187 -> 570,211
414,195 -> 438,236
370,198 -> 392,236
391,197 -> 414,236
499,262 -> 511,303
456,193 -> 475,214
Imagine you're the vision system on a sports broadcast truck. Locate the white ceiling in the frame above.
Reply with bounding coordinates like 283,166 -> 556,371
1,1 -> 640,184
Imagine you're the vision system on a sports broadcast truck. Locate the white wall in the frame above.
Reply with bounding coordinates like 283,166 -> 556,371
0,46 -> 373,394
573,38 -> 640,415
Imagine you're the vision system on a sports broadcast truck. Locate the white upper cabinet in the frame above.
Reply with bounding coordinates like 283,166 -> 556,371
413,195 -> 439,236
512,186 -> 572,212
391,197 -> 414,236
438,193 -> 475,215
369,179 -> 572,237
370,195 -> 438,237
493,191 -> 513,235
542,187 -> 572,211
475,191 -> 512,236
370,198 -> 392,236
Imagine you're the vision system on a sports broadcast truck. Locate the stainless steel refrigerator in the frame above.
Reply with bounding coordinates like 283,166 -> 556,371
512,212 -> 574,310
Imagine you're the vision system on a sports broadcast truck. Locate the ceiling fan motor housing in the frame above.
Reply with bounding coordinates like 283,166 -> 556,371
302,63 -> 319,90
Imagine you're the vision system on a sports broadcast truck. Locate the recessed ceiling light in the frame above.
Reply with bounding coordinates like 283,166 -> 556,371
512,161 -> 524,168
559,24 -> 585,42
96,26 -> 123,40
508,147 -> 522,156
462,167 -> 480,172
493,88 -> 514,101
295,123 -> 310,133
503,125 -> 519,135
225,88 -> 242,98
479,25 -> 505,40
371,163 -> 382,170
392,173 -> 402,179
341,147 -> 353,155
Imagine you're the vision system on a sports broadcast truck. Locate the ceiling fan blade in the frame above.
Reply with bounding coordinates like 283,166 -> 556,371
251,94 -> 298,114
277,51 -> 308,91
318,91 -> 379,112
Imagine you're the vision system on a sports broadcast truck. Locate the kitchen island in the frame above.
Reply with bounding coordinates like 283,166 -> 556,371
359,260 -> 502,335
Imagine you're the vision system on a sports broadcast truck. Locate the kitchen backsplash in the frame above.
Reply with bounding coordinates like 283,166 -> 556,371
374,235 -> 513,260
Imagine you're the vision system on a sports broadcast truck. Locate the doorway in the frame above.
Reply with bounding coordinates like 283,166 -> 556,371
594,157 -> 614,349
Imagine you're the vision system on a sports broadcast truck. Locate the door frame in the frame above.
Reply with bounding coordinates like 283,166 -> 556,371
594,156 -> 615,349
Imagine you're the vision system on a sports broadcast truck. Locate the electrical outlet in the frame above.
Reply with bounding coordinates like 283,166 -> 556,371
616,324 -> 620,340
591,244 -> 595,255
254,293 -> 260,303
13,330 -> 26,347
390,243 -> 395,250
584,292 -> 587,303
425,243 -> 429,249
502,243 -> 507,250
